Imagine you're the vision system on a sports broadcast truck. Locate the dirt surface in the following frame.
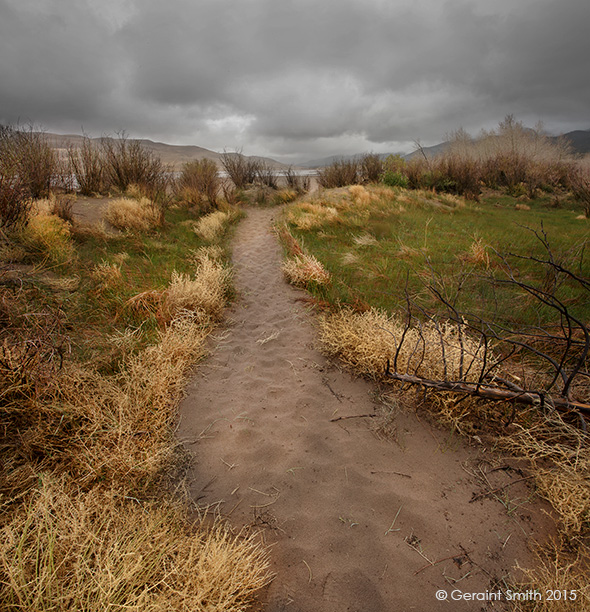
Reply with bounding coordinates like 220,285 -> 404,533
178,206 -> 554,612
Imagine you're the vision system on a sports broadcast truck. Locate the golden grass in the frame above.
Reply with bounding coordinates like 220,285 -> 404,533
193,211 -> 230,242
286,202 -> 339,231
317,307 -> 486,382
92,260 -> 123,290
502,416 -> 590,539
165,256 -> 231,322
105,197 -> 160,231
20,212 -> 74,265
0,479 -> 270,611
512,541 -> 590,611
282,253 -> 331,287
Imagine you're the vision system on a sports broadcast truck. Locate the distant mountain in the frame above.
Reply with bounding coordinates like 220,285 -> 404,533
45,133 -> 290,171
550,130 -> 590,156
300,129 -> 590,168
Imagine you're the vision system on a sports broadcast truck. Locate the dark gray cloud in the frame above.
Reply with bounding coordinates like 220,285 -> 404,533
1,0 -> 588,161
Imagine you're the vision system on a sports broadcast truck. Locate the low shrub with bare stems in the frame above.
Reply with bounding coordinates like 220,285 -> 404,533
100,132 -> 169,198
284,166 -> 310,193
67,134 -> 106,195
105,197 -> 161,231
177,159 -> 220,211
221,150 -> 259,189
317,159 -> 360,188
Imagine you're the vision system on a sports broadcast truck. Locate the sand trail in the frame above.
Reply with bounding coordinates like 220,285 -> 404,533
178,206 -> 553,611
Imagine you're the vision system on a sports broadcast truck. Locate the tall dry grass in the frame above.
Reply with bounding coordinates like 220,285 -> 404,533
317,307 -> 486,382
0,479 -> 270,611
105,197 -> 161,231
1,232 -> 271,608
282,253 -> 331,287
193,210 -> 231,242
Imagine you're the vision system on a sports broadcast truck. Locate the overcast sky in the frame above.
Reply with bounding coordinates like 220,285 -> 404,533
1,0 -> 588,163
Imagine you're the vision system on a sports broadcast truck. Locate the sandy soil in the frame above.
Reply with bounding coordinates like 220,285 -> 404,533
71,195 -> 111,226
178,206 -> 554,611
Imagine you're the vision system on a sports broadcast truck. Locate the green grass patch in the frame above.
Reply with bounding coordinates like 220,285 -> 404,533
281,185 -> 589,328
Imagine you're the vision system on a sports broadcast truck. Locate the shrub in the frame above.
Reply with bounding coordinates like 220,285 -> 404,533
221,150 -> 259,189
0,128 -> 31,230
256,161 -> 279,189
317,159 -> 360,188
101,133 -> 167,195
67,135 -> 106,195
360,153 -> 383,183
177,159 -> 220,211
382,170 -> 409,188
284,166 -> 310,193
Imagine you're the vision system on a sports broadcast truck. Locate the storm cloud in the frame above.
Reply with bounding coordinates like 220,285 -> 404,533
1,0 -> 588,161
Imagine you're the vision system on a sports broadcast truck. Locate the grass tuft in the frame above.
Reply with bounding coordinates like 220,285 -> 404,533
105,197 -> 160,231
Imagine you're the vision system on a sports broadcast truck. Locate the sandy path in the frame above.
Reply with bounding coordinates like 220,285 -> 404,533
178,207 -> 553,612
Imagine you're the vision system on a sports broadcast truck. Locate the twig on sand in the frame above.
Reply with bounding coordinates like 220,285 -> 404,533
302,559 -> 313,584
385,506 -> 403,535
414,550 -> 473,575
322,378 -> 344,403
371,470 -> 412,479
469,475 -> 534,503
330,413 -> 377,422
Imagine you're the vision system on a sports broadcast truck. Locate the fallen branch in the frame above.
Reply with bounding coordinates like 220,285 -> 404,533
330,413 -> 377,422
384,367 -> 590,417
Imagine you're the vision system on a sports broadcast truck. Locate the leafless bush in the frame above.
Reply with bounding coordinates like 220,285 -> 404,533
177,159 -> 220,211
317,159 -> 360,188
360,153 -> 383,183
256,161 -> 279,189
284,166 -> 310,193
67,135 -> 106,195
570,169 -> 590,218
221,150 -> 259,189
101,132 -> 166,195
51,194 -> 75,223
0,127 -> 31,230
0,124 -> 58,203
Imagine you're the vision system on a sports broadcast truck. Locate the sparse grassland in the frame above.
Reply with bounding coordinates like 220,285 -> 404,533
279,183 -> 590,608
0,196 -> 270,609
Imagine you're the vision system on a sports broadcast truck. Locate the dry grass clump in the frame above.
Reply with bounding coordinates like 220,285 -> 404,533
282,254 -> 331,287
460,235 -> 490,268
165,256 -> 231,322
502,416 -> 590,539
193,210 -> 230,242
286,202 -> 339,230
352,233 -> 378,247
92,260 -> 123,290
20,210 -> 74,265
0,480 -> 270,611
348,185 -> 373,206
512,541 -> 590,612
105,197 -> 160,231
317,308 -> 485,382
